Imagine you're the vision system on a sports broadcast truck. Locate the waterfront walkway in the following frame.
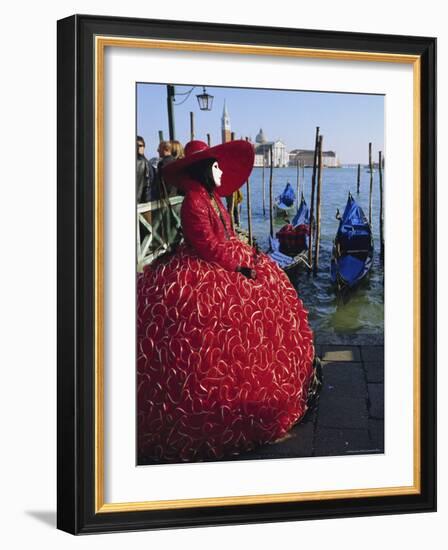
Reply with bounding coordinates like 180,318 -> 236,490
225,340 -> 384,461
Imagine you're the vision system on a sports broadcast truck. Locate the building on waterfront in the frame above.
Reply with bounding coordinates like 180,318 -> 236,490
253,128 -> 288,167
221,101 -> 232,143
255,128 -> 267,144
289,148 -> 340,167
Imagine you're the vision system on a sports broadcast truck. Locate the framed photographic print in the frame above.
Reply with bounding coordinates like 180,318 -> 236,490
57,14 -> 436,534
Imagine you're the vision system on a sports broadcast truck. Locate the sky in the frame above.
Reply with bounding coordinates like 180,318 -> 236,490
137,82 -> 384,165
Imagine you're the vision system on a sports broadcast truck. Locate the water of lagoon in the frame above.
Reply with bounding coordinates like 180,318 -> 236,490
238,165 -> 384,341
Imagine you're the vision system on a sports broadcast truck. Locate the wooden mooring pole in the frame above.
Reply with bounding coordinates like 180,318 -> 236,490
357,163 -> 361,194
296,155 -> 300,200
262,154 -> 266,217
269,145 -> 274,239
300,160 -> 305,196
379,151 -> 384,261
308,126 -> 320,270
245,137 -> 253,245
206,133 -> 211,146
190,112 -> 195,141
229,193 -> 236,230
226,132 -> 236,228
368,142 -> 373,225
313,135 -> 324,273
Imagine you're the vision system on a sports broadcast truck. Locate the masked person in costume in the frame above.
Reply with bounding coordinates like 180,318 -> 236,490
137,139 -> 316,463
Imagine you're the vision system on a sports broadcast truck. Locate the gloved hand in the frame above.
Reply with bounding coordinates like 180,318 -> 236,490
236,266 -> 257,280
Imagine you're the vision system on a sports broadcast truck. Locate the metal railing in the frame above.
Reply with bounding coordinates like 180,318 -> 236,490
137,196 -> 183,271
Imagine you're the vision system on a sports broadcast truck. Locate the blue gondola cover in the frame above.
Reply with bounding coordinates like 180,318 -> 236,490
331,193 -> 373,289
292,196 -> 310,227
277,182 -> 295,207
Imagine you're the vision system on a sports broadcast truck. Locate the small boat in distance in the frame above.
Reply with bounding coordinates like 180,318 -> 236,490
273,182 -> 295,219
331,193 -> 373,291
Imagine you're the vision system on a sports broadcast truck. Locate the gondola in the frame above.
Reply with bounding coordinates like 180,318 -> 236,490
330,192 -> 373,290
292,194 -> 310,235
269,195 -> 311,271
273,181 -> 296,219
276,194 -> 310,256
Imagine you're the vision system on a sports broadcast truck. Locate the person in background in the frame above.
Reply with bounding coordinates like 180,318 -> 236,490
170,140 -> 185,161
136,136 -> 156,203
225,188 -> 243,227
170,141 -> 185,196
156,141 -> 176,197
157,141 -> 174,169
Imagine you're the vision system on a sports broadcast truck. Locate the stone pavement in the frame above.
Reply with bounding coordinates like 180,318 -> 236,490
224,342 -> 384,461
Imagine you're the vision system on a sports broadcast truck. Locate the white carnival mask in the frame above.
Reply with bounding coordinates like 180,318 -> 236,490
212,161 -> 223,187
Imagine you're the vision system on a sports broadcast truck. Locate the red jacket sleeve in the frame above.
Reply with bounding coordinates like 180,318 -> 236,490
181,192 -> 239,272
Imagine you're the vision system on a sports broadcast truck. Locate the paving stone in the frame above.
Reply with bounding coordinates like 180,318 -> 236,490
314,428 -> 373,456
360,346 -> 384,363
269,421 -> 315,457
314,333 -> 384,346
321,361 -> 366,399
228,421 -> 315,461
317,392 -> 369,430
364,361 -> 384,383
320,345 -> 361,362
368,383 -> 384,419
369,419 -> 385,452
301,401 -> 319,425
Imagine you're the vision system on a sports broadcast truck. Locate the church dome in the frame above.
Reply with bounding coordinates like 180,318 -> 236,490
255,128 -> 267,143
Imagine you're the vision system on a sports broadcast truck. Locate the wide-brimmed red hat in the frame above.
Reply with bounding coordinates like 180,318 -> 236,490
162,139 -> 255,197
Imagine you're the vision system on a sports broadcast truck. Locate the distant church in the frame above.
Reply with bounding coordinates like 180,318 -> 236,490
254,128 -> 288,167
221,101 -> 232,143
220,107 -> 287,167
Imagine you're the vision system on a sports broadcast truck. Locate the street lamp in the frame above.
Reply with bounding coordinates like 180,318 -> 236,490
166,85 -> 214,140
196,87 -> 214,111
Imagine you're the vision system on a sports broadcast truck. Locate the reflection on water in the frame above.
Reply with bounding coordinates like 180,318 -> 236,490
239,166 -> 384,337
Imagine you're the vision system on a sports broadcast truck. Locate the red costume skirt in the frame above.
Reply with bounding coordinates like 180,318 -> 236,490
137,238 -> 314,462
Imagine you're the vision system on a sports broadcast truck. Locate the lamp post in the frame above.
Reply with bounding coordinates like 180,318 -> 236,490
166,85 -> 176,141
166,85 -> 214,141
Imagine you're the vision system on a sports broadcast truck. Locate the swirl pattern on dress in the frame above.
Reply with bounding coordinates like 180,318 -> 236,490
137,238 -> 314,463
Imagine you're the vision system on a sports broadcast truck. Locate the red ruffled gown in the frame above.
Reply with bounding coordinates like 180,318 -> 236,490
137,181 -> 314,462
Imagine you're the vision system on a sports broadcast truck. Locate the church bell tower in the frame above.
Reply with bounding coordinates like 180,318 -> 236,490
221,101 -> 231,143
